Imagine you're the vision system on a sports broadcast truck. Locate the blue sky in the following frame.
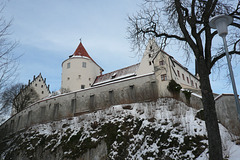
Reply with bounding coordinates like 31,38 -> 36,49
3,0 -> 240,94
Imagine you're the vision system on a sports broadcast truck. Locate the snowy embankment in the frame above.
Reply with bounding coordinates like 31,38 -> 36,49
1,98 -> 240,160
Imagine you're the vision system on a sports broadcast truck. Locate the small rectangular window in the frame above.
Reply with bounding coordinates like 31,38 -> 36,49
187,77 -> 189,83
161,74 -> 167,81
195,83 -> 198,89
177,70 -> 180,77
159,60 -> 164,65
82,62 -> 86,68
81,85 -> 85,89
191,80 -> 194,86
67,62 -> 70,69
182,74 -> 185,81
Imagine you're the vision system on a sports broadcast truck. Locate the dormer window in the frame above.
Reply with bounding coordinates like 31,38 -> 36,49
111,73 -> 117,79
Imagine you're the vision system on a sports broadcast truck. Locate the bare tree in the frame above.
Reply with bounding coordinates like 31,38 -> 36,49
128,0 -> 240,159
2,83 -> 39,114
1,83 -> 23,109
0,2 -> 18,94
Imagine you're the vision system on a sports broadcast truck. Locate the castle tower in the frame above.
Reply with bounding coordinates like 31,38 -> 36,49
61,42 -> 103,92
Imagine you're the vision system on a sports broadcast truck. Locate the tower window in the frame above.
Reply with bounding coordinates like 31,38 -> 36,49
78,75 -> 81,79
41,85 -> 43,88
67,62 -> 70,69
81,85 -> 85,89
35,84 -> 37,87
67,77 -> 70,80
82,62 -> 86,68
42,91 -> 44,94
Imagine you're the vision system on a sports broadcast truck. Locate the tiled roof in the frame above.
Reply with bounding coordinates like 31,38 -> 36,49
72,42 -> 94,61
71,42 -> 103,70
93,63 -> 140,86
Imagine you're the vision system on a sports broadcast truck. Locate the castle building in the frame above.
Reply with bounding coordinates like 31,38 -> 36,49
12,73 -> 50,115
3,40 -> 240,141
61,42 -> 103,92
62,40 -> 200,93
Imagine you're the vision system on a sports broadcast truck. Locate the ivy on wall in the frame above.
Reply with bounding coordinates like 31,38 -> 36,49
167,80 -> 182,94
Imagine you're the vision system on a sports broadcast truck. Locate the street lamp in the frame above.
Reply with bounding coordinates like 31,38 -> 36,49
209,15 -> 240,121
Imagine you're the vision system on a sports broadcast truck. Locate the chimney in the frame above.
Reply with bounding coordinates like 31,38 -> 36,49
44,78 -> 46,83
28,80 -> 30,85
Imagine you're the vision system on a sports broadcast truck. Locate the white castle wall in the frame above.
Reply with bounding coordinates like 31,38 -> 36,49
1,71 -> 239,139
0,73 -> 159,138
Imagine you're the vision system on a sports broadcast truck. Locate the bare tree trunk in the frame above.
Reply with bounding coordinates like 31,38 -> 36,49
198,58 -> 223,160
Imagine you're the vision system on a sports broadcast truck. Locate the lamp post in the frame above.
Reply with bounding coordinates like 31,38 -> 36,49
209,15 -> 240,121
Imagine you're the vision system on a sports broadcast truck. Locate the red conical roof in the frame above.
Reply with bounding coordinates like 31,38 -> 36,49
71,42 -> 103,71
73,42 -> 94,62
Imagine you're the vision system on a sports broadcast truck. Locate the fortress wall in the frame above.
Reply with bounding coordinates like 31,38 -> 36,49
215,94 -> 240,135
0,73 -> 158,139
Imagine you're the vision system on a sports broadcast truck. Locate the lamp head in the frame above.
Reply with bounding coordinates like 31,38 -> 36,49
209,15 -> 233,37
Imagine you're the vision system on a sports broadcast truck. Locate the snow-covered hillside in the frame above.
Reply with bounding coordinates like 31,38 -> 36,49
1,98 -> 240,160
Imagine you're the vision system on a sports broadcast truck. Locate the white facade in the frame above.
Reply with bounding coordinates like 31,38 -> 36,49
136,41 -> 155,76
137,39 -> 200,92
29,74 -> 51,99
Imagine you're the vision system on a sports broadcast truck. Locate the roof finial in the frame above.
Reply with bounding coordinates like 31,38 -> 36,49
79,38 -> 82,43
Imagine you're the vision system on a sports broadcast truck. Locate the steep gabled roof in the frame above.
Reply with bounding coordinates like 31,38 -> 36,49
93,63 -> 140,86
